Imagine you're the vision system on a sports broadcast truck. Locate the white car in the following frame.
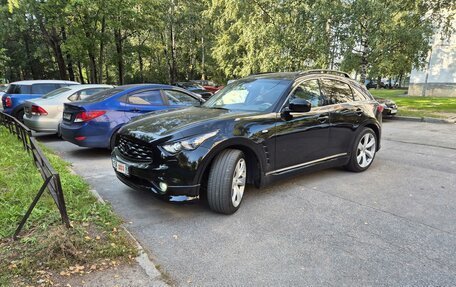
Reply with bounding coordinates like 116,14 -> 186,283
23,84 -> 114,134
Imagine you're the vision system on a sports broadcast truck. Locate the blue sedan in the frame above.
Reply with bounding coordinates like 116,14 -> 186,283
60,84 -> 204,149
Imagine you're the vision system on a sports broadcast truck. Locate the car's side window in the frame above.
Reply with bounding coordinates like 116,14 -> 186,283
352,86 -> 369,102
68,89 -> 105,102
320,79 -> 354,104
163,90 -> 200,105
290,79 -> 325,107
32,84 -> 59,94
127,90 -> 163,105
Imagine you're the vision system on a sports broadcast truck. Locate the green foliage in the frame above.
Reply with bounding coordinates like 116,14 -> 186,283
0,128 -> 136,285
0,0 -> 454,84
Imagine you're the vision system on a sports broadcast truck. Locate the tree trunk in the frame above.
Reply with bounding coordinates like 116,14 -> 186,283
201,36 -> 205,80
98,16 -> 106,84
376,76 -> 382,89
138,50 -> 144,82
61,27 -> 75,81
88,52 -> 98,84
77,61 -> 85,84
114,29 -> 124,85
359,55 -> 367,84
398,74 -> 403,88
359,42 -> 368,84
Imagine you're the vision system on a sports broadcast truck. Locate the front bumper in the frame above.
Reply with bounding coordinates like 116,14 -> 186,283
111,147 -> 202,200
382,104 -> 397,116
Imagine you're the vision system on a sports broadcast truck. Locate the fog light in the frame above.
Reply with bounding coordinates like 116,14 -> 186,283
159,182 -> 168,192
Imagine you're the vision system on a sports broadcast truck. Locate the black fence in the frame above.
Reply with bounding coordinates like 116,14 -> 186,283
0,111 -> 70,239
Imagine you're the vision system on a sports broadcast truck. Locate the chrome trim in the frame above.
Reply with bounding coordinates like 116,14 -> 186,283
266,153 -> 347,175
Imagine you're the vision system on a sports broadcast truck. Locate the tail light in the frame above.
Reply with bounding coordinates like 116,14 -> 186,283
31,105 -> 48,116
377,105 -> 384,113
5,96 -> 12,108
74,110 -> 106,122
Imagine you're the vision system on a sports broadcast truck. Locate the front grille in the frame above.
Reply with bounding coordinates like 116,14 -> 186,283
118,136 -> 153,161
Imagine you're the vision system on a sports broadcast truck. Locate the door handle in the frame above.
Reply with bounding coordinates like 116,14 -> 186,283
355,108 -> 363,116
129,109 -> 141,112
317,115 -> 329,123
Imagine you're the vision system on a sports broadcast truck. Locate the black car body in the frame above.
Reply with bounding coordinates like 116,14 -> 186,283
174,82 -> 213,100
376,97 -> 398,116
112,70 -> 382,214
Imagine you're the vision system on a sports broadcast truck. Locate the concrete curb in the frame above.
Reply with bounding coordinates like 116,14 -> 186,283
86,188 -> 170,286
392,116 -> 456,124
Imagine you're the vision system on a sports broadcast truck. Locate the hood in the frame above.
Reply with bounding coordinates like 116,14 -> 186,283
120,107 -> 253,143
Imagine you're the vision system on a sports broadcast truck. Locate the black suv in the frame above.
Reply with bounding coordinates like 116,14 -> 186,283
112,70 -> 382,214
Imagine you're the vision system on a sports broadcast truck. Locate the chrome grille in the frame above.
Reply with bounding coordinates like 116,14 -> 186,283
118,137 -> 153,161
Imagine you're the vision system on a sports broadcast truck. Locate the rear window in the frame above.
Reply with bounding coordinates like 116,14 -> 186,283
32,84 -> 59,94
81,87 -> 127,103
42,87 -> 72,99
6,84 -> 31,94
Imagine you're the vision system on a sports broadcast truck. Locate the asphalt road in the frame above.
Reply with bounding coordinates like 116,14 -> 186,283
39,120 -> 456,286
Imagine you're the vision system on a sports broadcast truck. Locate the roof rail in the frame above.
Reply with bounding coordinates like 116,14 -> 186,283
300,69 -> 351,78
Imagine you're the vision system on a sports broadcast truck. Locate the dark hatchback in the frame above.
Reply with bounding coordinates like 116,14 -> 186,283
112,70 -> 383,214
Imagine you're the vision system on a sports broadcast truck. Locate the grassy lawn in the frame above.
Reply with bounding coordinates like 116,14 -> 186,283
369,89 -> 456,119
0,127 -> 137,286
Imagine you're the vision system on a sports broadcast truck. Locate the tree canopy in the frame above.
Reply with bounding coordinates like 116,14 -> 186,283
0,0 -> 454,85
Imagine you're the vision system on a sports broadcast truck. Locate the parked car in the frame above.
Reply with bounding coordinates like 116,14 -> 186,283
365,79 -> 386,89
174,82 -> 213,100
112,71 -> 383,214
60,84 -> 204,149
190,80 -> 223,93
1,80 -> 79,120
23,84 -> 114,134
376,97 -> 398,116
0,84 -> 8,111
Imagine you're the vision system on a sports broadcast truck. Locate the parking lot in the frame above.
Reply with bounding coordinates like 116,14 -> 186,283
39,120 -> 456,286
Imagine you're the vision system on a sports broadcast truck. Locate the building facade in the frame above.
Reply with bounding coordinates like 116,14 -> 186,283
408,17 -> 456,97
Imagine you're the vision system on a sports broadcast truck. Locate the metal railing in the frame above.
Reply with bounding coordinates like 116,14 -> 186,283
0,112 -> 70,239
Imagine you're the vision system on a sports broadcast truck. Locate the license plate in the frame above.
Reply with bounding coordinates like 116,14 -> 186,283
115,161 -> 129,176
390,109 -> 397,114
63,113 -> 72,121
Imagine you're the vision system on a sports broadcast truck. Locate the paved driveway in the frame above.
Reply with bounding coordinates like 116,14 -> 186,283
40,120 -> 456,286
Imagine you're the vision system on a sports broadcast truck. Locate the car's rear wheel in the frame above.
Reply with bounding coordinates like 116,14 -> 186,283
207,149 -> 246,214
15,109 -> 25,123
345,127 -> 377,172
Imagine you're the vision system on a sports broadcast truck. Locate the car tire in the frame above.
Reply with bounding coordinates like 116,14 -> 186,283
15,109 -> 25,123
207,149 -> 246,214
57,124 -> 62,138
345,127 -> 377,172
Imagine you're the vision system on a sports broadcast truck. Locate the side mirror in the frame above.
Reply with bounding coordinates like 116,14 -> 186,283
288,98 -> 311,113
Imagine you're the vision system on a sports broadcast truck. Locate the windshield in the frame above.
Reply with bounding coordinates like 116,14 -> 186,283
42,87 -> 71,99
203,78 -> 291,112
82,87 -> 124,103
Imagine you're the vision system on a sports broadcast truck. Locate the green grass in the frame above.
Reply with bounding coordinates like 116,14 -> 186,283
0,127 -> 137,286
370,89 -> 456,119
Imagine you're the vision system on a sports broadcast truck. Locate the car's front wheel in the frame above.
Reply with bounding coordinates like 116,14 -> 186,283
207,149 -> 246,214
345,127 -> 377,172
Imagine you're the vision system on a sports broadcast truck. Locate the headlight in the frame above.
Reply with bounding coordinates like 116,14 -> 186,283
162,130 -> 219,154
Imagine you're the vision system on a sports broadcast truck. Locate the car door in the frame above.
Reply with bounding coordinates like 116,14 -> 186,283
162,89 -> 202,107
319,78 -> 359,155
122,89 -> 168,121
273,78 -> 332,171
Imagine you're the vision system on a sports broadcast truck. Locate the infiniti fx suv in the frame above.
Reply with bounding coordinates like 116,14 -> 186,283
112,70 -> 383,214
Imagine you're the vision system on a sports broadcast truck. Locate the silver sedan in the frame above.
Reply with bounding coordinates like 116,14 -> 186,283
23,84 -> 114,134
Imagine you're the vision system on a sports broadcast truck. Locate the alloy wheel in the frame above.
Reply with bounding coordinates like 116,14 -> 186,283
356,133 -> 376,168
231,158 -> 246,207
